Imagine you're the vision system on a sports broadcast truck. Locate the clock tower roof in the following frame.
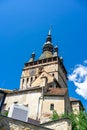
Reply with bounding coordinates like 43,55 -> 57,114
39,28 -> 54,59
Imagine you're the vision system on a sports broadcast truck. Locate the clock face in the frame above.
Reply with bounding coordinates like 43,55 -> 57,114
29,69 -> 36,76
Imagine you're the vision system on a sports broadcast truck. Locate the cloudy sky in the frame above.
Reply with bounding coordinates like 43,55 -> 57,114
0,0 -> 87,109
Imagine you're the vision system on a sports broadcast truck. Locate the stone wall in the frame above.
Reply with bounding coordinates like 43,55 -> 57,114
0,115 -> 51,130
41,118 -> 72,130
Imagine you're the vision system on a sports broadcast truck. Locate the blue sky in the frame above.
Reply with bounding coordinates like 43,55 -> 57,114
0,0 -> 87,109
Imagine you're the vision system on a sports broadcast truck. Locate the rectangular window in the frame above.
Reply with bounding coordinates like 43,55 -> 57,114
14,101 -> 18,104
50,104 -> 54,110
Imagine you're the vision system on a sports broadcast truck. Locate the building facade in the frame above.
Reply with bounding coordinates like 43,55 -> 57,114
0,29 -> 83,129
20,29 -> 67,90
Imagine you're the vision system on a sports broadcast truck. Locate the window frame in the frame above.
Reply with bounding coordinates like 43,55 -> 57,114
50,104 -> 54,110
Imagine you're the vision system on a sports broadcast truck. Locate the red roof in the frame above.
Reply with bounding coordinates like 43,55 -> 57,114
45,88 -> 67,96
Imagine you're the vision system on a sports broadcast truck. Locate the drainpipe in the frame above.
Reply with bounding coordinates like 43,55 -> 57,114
36,76 -> 48,120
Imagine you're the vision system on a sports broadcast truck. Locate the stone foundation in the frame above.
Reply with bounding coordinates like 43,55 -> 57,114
41,118 -> 72,130
0,115 -> 51,130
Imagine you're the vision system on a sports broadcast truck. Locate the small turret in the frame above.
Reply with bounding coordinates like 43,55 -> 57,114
29,52 -> 35,62
60,56 -> 63,63
54,46 -> 58,56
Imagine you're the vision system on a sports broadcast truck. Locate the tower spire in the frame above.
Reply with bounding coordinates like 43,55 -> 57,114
48,26 -> 52,35
46,26 -> 52,42
39,28 -> 54,59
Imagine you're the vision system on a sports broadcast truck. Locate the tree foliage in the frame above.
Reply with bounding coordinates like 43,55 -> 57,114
51,110 -> 87,130
68,110 -> 87,130
51,110 -> 59,121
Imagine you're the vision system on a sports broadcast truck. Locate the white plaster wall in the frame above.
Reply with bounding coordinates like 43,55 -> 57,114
4,91 -> 42,120
42,96 -> 64,115
71,102 -> 80,113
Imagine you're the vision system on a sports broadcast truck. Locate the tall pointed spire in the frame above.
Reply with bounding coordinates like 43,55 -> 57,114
46,26 -> 52,42
39,28 -> 54,59
42,27 -> 54,53
48,26 -> 52,35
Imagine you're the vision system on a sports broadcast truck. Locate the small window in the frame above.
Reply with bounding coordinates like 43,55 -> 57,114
39,60 -> 42,64
27,78 -> 29,83
49,85 -> 53,88
14,101 -> 18,104
35,76 -> 37,79
24,104 -> 28,107
50,104 -> 54,110
52,73 -> 54,76
53,57 -> 57,61
34,61 -> 37,65
43,59 -> 46,63
31,77 -> 33,82
48,58 -> 52,62
22,79 -> 24,84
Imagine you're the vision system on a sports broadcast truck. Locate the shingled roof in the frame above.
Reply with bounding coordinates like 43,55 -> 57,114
44,88 -> 67,96
0,88 -> 12,93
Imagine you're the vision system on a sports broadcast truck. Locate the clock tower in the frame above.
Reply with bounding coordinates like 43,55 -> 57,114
20,29 -> 67,90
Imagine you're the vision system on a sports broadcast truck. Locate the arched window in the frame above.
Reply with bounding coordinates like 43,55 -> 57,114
22,79 -> 24,84
27,78 -> 29,83
31,77 -> 33,82
35,76 -> 37,80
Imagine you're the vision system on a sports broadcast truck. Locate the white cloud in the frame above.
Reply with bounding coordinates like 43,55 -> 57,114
68,61 -> 87,99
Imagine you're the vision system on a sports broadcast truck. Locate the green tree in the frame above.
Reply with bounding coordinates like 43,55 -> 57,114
51,110 -> 87,130
51,110 -> 59,121
69,110 -> 87,130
